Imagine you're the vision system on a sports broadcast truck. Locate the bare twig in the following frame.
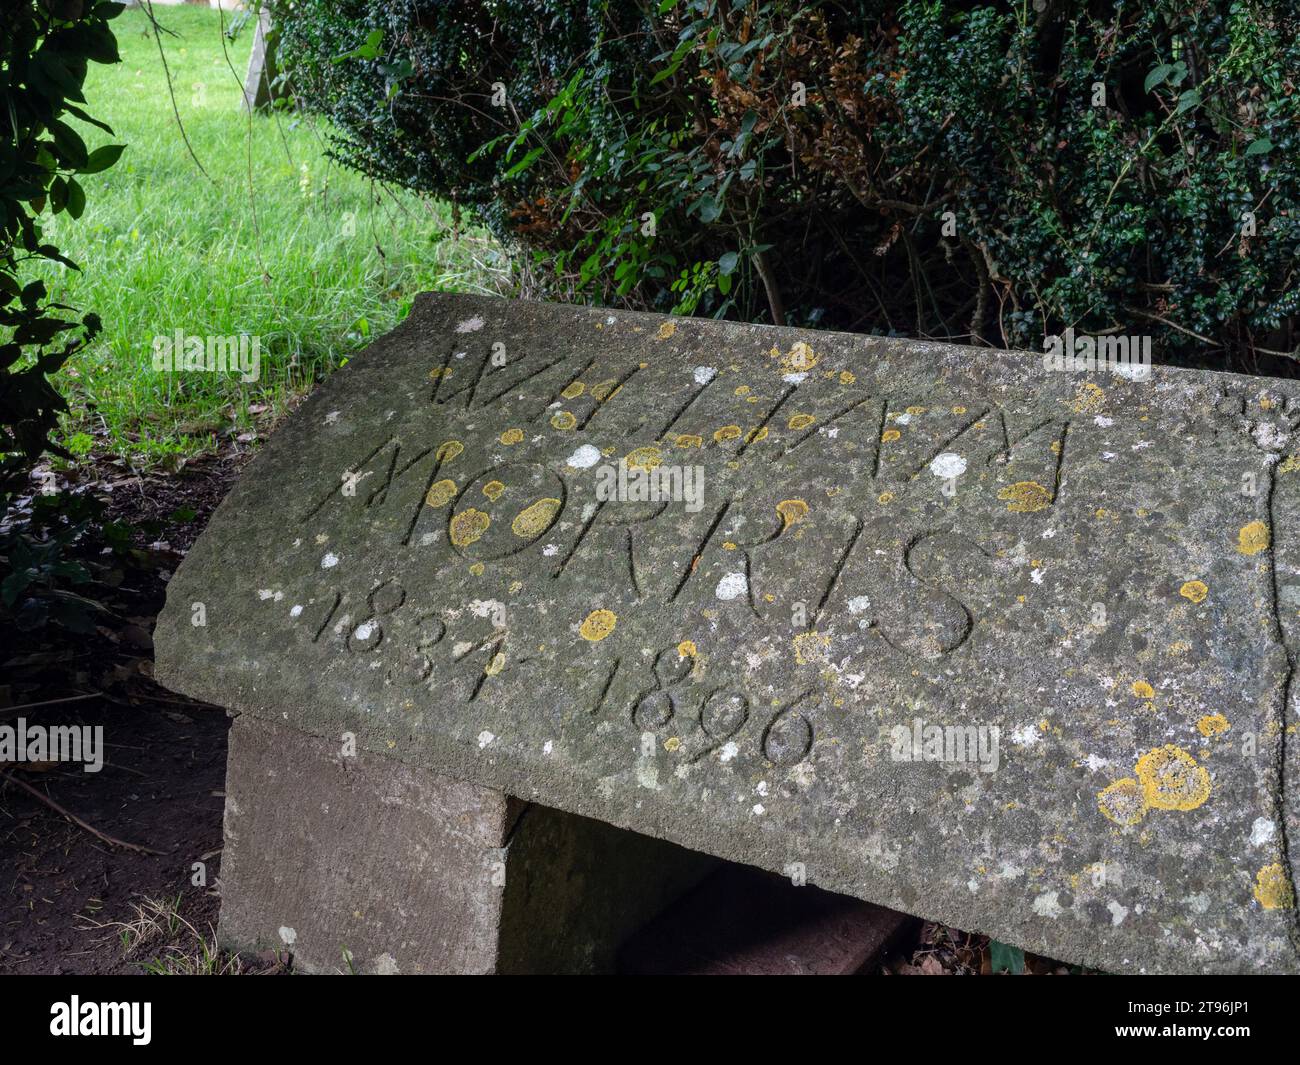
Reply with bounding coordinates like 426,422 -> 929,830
0,768 -> 162,855
140,0 -> 214,182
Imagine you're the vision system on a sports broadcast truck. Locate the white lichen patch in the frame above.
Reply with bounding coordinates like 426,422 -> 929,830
1250,817 -> 1277,847
455,315 -> 485,333
929,452 -> 967,479
715,571 -> 748,601
477,730 -> 495,749
567,444 -> 602,469
1032,891 -> 1064,919
693,366 -> 717,385
321,552 -> 340,569
469,599 -> 504,620
1010,725 -> 1039,747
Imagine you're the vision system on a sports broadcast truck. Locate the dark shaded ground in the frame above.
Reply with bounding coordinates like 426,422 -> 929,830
0,450 -> 248,974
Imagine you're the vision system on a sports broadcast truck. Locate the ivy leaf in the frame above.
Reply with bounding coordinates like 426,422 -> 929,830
1245,138 -> 1272,157
1144,64 -> 1173,93
718,250 -> 739,276
989,940 -> 1025,974
1174,89 -> 1201,115
333,28 -> 384,64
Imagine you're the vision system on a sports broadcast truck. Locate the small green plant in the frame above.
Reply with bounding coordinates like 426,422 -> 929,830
0,490 -> 106,632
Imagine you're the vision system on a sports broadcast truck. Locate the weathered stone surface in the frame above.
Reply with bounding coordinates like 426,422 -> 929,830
220,715 -> 713,973
157,292 -> 1300,974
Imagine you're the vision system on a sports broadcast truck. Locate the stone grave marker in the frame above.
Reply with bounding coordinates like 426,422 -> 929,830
155,293 -> 1300,974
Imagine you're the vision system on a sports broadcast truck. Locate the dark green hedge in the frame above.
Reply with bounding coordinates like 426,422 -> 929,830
274,0 -> 1300,370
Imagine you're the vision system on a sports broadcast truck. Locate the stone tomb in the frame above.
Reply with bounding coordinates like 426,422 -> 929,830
155,293 -> 1300,974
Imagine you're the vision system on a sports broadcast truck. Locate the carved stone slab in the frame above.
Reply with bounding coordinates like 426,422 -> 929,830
155,293 -> 1300,973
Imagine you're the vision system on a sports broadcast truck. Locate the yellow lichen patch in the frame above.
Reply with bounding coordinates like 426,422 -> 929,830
657,320 -> 677,339
626,446 -> 663,471
780,341 -> 818,373
664,736 -> 682,753
776,498 -> 810,531
839,370 -> 856,385
1135,745 -> 1211,811
1097,778 -> 1148,827
590,378 -> 619,401
449,508 -> 491,547
469,562 -> 485,576
425,479 -> 458,508
1180,580 -> 1209,604
787,413 -> 816,431
436,440 -> 464,463
877,491 -> 894,504
1237,520 -> 1270,556
482,480 -> 506,502
677,639 -> 697,660
714,425 -> 742,443
905,405 -> 926,416
1254,863 -> 1295,910
499,427 -> 524,446
792,629 -> 830,665
675,434 -> 702,448
579,608 -> 617,642
1071,381 -> 1105,414
734,385 -> 751,396
428,366 -> 452,381
1131,680 -> 1155,700
951,405 -> 967,415
1197,713 -> 1230,737
560,380 -> 586,399
745,425 -> 769,444
550,410 -> 577,431
881,428 -> 902,443
998,481 -> 1052,513
1278,454 -> 1300,475
511,497 -> 561,538
484,652 -> 506,677
723,541 -> 737,550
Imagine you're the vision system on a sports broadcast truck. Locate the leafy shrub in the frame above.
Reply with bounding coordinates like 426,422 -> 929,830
2,0 -> 124,633
275,0 -> 1299,370
1,0 -> 125,501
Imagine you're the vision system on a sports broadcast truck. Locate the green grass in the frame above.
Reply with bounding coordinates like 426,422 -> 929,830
40,4 -> 509,470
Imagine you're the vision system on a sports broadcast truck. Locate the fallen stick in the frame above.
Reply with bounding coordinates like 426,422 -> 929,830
0,769 -> 162,855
